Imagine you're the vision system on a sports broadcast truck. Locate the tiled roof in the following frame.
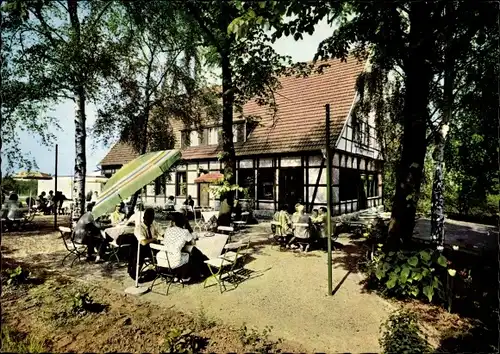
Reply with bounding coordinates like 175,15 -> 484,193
101,57 -> 365,166
100,141 -> 139,166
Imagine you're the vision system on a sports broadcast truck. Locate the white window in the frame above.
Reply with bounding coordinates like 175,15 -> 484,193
233,125 -> 238,142
189,131 -> 199,147
208,127 -> 219,145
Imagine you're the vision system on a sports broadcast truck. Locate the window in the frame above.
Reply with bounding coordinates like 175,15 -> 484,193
367,173 -> 379,197
175,171 -> 187,196
339,168 -> 360,201
208,127 -> 219,145
238,169 -> 255,199
190,131 -> 200,147
154,174 -> 166,195
257,168 -> 274,200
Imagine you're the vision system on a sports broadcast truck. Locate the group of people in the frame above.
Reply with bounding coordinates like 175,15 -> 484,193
37,190 -> 67,214
73,202 -> 202,283
273,203 -> 330,252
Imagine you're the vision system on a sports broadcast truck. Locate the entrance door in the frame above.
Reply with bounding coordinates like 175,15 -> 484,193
199,183 -> 210,207
279,167 -> 304,213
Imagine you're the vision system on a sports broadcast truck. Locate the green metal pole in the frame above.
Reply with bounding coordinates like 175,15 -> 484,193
325,104 -> 333,295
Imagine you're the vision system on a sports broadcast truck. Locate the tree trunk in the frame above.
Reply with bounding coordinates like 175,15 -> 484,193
217,48 -> 236,226
431,1 -> 455,247
388,3 -> 434,248
73,87 -> 86,219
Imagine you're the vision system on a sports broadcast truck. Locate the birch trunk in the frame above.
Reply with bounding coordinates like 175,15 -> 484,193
388,2 -> 434,248
431,1 -> 455,247
68,0 -> 86,219
73,87 -> 86,219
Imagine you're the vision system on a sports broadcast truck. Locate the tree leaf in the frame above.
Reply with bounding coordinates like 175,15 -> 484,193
423,286 -> 434,302
437,255 -> 447,267
419,250 -> 431,262
400,266 -> 410,284
407,256 -> 419,267
448,269 -> 457,277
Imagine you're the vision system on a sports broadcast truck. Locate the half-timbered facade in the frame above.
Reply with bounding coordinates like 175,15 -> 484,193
100,57 -> 383,215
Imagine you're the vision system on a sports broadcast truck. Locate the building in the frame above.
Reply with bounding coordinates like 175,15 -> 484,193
100,58 -> 383,216
37,173 -> 107,200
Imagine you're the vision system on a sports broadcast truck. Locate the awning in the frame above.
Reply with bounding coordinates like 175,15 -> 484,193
194,172 -> 224,183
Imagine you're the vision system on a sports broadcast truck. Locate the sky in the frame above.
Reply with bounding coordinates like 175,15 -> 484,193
9,18 -> 334,177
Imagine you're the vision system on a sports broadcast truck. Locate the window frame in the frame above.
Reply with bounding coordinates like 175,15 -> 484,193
175,171 -> 187,197
257,168 -> 275,200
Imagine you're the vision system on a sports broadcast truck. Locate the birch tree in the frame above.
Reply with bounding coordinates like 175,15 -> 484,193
3,0 -> 126,218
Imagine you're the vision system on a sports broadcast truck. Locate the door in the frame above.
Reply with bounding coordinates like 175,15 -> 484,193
279,167 -> 304,213
199,183 -> 210,207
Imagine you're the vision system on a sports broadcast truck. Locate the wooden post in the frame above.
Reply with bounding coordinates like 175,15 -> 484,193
54,144 -> 58,229
325,104 -> 333,295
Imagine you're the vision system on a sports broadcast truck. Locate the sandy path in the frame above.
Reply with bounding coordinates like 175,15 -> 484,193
2,219 -> 392,353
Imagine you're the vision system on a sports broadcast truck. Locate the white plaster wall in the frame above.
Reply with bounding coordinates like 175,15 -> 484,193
187,171 -> 198,183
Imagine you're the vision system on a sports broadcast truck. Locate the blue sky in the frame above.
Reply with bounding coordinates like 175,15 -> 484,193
10,19 -> 333,176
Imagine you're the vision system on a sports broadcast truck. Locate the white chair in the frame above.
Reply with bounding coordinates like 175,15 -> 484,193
217,226 -> 235,242
232,211 -> 250,229
59,226 -> 88,267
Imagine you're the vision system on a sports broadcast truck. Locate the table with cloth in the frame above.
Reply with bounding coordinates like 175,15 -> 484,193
184,232 -> 229,260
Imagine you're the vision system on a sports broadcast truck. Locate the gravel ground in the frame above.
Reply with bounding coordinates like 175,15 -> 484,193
2,217 -> 392,353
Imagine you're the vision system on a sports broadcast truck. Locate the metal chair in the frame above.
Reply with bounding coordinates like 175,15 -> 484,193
59,226 -> 88,267
149,243 -> 183,295
217,225 -> 235,242
232,211 -> 250,230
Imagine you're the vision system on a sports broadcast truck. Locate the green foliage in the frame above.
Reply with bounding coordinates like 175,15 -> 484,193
1,177 -> 38,197
71,292 -> 95,315
195,306 -> 216,331
3,266 -> 31,286
209,179 -> 244,199
238,323 -> 282,353
1,325 -> 47,354
367,248 -> 449,302
161,328 -> 206,353
379,309 -> 432,354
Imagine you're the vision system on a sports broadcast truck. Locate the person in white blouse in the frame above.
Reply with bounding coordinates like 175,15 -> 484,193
159,212 -> 196,282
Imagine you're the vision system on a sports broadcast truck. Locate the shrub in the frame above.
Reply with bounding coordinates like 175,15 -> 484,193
379,309 -> 432,354
238,324 -> 282,353
367,248 -> 449,302
3,266 -> 31,285
195,306 -> 216,331
161,328 -> 206,353
70,292 -> 107,315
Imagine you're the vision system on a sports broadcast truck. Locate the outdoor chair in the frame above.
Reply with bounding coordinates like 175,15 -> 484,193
107,236 -> 132,265
217,225 -> 235,242
59,226 -> 88,267
149,243 -> 184,295
232,211 -> 250,230
193,207 -> 209,232
204,237 -> 251,293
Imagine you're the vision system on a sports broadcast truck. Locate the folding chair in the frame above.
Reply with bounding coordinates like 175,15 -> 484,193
232,211 -> 250,230
107,235 -> 132,264
204,239 -> 249,293
59,226 -> 88,267
217,226 -> 235,242
149,243 -> 183,295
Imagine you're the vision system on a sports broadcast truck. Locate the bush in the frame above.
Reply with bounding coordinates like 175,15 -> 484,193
367,248 -> 449,302
3,266 -> 31,285
238,324 -> 282,353
70,292 -> 107,315
161,328 -> 206,353
379,309 -> 432,354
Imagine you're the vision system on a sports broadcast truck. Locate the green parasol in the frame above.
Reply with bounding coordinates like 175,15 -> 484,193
91,150 -> 181,219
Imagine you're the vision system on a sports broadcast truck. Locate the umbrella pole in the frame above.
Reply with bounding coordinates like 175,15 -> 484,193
125,189 -> 149,295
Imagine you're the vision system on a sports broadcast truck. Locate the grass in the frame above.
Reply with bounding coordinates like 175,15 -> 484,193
1,325 -> 47,354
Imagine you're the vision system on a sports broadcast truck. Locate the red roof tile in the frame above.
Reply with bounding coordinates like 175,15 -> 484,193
101,57 -> 364,166
100,141 -> 139,166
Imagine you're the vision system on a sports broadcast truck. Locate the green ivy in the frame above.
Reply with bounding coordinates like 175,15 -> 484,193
367,248 -> 450,302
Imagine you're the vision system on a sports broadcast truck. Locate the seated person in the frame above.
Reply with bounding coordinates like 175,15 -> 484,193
109,204 -> 125,226
3,194 -> 24,229
288,204 -> 312,251
166,196 -> 175,211
159,212 -> 195,282
73,204 -> 109,262
134,207 -> 163,245
37,191 -> 47,211
129,208 -> 163,280
291,203 -> 302,224
311,209 -> 322,223
184,195 -> 194,211
274,204 -> 292,239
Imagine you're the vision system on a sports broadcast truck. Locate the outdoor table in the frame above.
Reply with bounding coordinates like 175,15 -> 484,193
184,232 -> 228,260
104,224 -> 136,244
